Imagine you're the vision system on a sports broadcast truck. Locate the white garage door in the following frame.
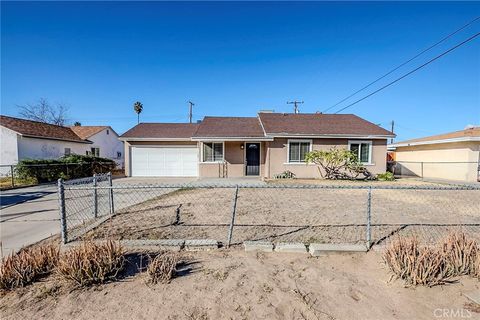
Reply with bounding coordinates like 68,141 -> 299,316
131,147 -> 198,177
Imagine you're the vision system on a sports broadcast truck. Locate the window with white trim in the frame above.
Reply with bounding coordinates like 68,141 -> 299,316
89,147 -> 100,157
203,142 -> 224,162
64,148 -> 71,156
288,140 -> 311,163
349,141 -> 372,163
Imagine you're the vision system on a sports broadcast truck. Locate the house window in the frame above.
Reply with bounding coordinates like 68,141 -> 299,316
288,140 -> 311,163
203,142 -> 224,162
64,148 -> 71,156
348,141 -> 372,164
117,151 -> 122,158
90,147 -> 100,157
106,129 -> 110,135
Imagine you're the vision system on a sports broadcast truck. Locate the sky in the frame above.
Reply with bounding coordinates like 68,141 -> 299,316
1,1 -> 479,141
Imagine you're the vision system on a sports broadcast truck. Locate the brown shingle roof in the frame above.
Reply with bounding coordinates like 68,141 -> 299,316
70,126 -> 109,139
258,113 -> 394,137
193,117 -> 265,138
120,123 -> 200,139
394,127 -> 480,146
0,115 -> 89,143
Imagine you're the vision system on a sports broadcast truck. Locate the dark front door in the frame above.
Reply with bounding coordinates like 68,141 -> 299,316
245,143 -> 260,176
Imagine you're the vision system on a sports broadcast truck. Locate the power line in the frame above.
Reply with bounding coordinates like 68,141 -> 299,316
333,32 -> 480,114
323,16 -> 480,113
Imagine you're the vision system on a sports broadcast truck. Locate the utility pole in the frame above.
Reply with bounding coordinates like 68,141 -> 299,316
287,100 -> 304,114
188,101 -> 195,123
390,120 -> 395,144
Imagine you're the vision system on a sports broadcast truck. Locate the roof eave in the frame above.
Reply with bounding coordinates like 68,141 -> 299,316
119,137 -> 193,142
191,136 -> 274,142
21,134 -> 93,144
266,133 -> 394,139
392,136 -> 480,148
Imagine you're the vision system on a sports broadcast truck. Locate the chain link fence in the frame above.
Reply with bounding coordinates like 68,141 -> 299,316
0,162 -> 116,189
391,161 -> 480,182
59,179 -> 480,249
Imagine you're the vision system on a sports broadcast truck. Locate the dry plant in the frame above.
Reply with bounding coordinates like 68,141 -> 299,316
383,237 -> 452,287
0,244 -> 59,290
441,232 -> 478,276
57,240 -> 124,287
474,253 -> 480,279
147,251 -> 178,284
384,232 -> 480,287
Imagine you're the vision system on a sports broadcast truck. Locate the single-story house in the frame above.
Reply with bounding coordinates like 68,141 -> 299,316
0,115 -> 124,168
120,112 -> 395,179
70,126 -> 124,168
390,127 -> 480,183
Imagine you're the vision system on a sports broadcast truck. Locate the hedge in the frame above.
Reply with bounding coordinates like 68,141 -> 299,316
15,154 -> 117,183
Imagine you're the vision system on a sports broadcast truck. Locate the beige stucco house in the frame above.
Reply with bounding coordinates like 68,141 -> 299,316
391,127 -> 480,183
119,112 -> 394,179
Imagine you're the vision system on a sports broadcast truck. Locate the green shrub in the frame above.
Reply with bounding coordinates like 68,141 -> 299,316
377,172 -> 395,181
15,155 -> 116,183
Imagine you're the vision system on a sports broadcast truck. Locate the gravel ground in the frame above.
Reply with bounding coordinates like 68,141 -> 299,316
84,181 -> 480,246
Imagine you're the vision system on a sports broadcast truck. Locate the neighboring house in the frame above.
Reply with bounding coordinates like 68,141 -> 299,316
390,127 -> 480,183
70,126 -> 124,168
0,115 -> 92,165
119,112 -> 394,179
0,115 -> 124,168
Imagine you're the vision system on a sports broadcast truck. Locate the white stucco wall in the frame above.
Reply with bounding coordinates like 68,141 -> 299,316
0,126 -> 19,165
395,141 -> 480,182
88,128 -> 124,168
17,136 -> 90,160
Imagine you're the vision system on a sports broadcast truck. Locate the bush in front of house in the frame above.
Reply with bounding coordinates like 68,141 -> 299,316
376,172 -> 395,181
305,147 -> 374,180
0,244 -> 60,290
273,170 -> 296,179
15,154 -> 116,183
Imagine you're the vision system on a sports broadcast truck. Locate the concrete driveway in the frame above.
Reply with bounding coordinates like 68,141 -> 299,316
2,176 -> 258,256
1,184 -> 59,257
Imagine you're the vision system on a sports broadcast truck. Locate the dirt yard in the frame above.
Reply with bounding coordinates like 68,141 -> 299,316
84,181 -> 480,247
1,249 -> 479,320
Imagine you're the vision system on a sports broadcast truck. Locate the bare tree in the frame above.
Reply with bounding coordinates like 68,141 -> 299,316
18,98 -> 69,126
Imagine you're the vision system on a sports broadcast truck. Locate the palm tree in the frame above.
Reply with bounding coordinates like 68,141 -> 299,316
133,101 -> 143,124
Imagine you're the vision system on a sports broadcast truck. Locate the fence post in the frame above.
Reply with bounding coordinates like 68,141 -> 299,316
366,186 -> 372,249
93,174 -> 98,218
10,165 -> 15,188
58,178 -> 67,244
226,186 -> 239,248
108,172 -> 114,215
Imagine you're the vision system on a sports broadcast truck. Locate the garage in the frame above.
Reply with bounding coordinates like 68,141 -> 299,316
131,146 -> 198,177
